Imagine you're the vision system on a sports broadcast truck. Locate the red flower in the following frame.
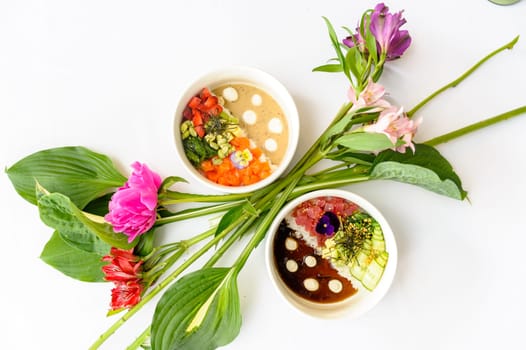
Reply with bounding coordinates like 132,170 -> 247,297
102,248 -> 144,310
102,248 -> 143,282
109,280 -> 143,311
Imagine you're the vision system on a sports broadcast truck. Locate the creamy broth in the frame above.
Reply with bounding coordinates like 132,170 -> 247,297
212,83 -> 289,165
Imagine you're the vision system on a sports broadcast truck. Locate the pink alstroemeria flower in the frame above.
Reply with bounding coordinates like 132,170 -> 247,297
369,3 -> 412,60
348,80 -> 391,109
105,162 -> 162,243
364,106 -> 421,153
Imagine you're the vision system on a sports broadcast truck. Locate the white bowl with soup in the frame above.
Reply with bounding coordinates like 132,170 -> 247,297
173,66 -> 299,193
265,189 -> 397,319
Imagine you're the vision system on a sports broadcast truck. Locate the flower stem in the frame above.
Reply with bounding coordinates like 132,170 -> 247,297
407,35 -> 519,117
424,106 -> 526,146
90,207 -> 258,350
154,200 -> 246,226
89,226 -> 219,349
232,175 -> 301,275
158,190 -> 251,205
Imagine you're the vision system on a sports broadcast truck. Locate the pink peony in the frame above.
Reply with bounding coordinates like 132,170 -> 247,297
105,162 -> 162,242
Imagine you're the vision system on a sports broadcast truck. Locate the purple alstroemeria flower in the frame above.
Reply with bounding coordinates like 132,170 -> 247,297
342,3 -> 411,61
369,3 -> 412,60
315,211 -> 340,236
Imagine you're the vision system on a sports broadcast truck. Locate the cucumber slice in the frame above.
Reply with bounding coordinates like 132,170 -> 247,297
361,258 -> 385,291
375,251 -> 389,268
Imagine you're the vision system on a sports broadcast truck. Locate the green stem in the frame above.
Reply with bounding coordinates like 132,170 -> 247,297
158,190 -> 251,205
424,106 -> 526,146
154,200 -> 246,226
202,214 -> 259,268
232,175 -> 301,275
89,224 -> 231,350
126,326 -> 150,350
408,35 -> 519,117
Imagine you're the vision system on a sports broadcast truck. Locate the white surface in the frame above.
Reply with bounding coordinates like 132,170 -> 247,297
1,0 -> 525,349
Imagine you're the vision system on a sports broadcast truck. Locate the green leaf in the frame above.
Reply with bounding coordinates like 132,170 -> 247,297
151,268 -> 241,350
37,188 -> 135,253
40,231 -> 107,282
370,143 -> 467,200
83,193 -> 113,216
159,176 -> 188,193
325,148 -> 375,165
6,146 -> 126,208
322,16 -> 350,81
363,13 -> 378,63
215,205 -> 245,237
334,132 -> 394,152
345,47 -> 365,80
320,107 -> 377,147
312,63 -> 343,73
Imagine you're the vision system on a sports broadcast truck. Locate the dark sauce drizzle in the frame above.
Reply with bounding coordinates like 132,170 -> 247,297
273,220 -> 357,303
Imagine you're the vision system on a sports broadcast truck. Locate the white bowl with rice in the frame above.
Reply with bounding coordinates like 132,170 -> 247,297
265,189 -> 397,319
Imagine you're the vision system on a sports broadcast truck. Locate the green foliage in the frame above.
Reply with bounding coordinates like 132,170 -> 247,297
40,231 -> 107,282
151,268 -> 241,350
37,187 -> 135,253
370,144 -> 467,200
334,132 -> 395,153
312,63 -> 343,73
182,136 -> 218,167
6,146 -> 126,208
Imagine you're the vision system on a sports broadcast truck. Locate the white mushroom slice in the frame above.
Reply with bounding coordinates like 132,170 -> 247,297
285,237 -> 298,251
222,87 -> 238,102
268,117 -> 283,134
285,259 -> 298,273
251,94 -> 262,106
303,278 -> 319,292
328,279 -> 343,293
304,255 -> 317,268
264,138 -> 278,152
242,110 -> 257,125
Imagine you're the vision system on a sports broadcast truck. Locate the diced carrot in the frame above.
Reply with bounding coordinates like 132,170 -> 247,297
201,160 -> 214,172
231,137 -> 250,150
251,147 -> 262,159
206,171 -> 219,182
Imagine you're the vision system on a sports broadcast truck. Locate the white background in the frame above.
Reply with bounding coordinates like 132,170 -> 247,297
1,0 -> 526,349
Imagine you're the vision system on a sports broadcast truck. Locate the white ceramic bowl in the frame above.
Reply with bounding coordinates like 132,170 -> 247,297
265,189 -> 397,319
173,66 -> 299,193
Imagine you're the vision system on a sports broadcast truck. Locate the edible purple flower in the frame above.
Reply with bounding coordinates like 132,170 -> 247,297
315,211 -> 340,236
369,3 -> 412,60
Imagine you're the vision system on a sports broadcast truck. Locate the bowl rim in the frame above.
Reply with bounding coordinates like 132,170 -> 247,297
173,65 -> 300,194
264,188 -> 398,319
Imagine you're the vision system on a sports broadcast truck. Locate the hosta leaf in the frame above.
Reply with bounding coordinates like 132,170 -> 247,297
370,143 -> 467,200
37,188 -> 135,253
151,268 -> 241,350
40,231 -> 107,282
6,146 -> 126,208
